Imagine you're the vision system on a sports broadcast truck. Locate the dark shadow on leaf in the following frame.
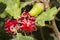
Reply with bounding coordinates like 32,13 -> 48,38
21,4 -> 33,13
0,2 -> 6,13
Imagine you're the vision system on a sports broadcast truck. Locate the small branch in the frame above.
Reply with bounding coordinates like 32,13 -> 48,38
55,17 -> 60,21
43,0 -> 50,10
57,0 -> 60,3
46,19 -> 60,40
51,19 -> 60,40
58,7 -> 60,11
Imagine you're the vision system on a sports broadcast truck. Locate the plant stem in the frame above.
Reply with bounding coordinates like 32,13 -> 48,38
52,19 -> 60,40
55,17 -> 60,21
43,0 -> 50,10
58,7 -> 60,11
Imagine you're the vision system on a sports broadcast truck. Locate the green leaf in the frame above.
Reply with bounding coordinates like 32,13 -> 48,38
6,0 -> 20,19
11,33 -> 34,40
0,0 -> 20,19
36,7 -> 58,26
0,11 -> 8,18
0,0 -> 35,19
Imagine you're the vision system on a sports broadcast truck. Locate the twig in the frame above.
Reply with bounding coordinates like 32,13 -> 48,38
58,7 -> 60,11
55,17 -> 60,21
51,19 -> 60,40
46,19 -> 60,40
57,0 -> 60,3
43,0 -> 50,10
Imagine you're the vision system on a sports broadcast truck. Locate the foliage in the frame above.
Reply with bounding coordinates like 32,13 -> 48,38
11,33 -> 34,40
0,0 -> 34,19
36,7 -> 58,26
0,0 -> 60,40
